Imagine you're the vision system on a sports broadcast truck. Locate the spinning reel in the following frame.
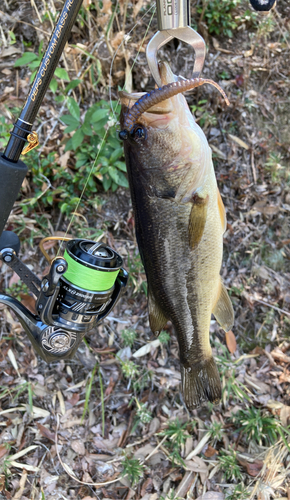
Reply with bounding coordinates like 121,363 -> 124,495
0,232 -> 128,362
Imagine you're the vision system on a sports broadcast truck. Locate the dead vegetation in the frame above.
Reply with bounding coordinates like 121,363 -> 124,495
0,0 -> 290,499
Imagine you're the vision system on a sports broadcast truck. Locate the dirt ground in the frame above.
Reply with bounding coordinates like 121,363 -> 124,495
0,1 -> 290,499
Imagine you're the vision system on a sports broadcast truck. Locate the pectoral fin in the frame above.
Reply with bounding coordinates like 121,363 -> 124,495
148,292 -> 168,335
212,281 -> 235,332
188,195 -> 208,249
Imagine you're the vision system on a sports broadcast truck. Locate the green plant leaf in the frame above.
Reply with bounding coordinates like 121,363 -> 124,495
91,108 -> 109,123
54,67 -> 70,81
60,114 -> 80,127
81,122 -> 93,136
116,171 -> 129,188
67,97 -> 80,121
65,79 -> 81,93
14,52 -> 38,67
109,147 -> 123,163
102,175 -> 111,191
71,129 -> 85,150
115,161 -> 127,172
49,78 -> 58,93
107,166 -> 120,184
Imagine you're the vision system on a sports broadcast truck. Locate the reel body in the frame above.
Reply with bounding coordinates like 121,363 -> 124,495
0,235 -> 128,362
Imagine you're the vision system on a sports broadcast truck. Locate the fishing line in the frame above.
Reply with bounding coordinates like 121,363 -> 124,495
56,4 -> 156,258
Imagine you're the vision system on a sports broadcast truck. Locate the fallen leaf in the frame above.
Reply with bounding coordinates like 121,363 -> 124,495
228,134 -> 249,150
133,0 -> 144,17
20,293 -> 36,314
12,469 -> 27,500
104,377 -> 115,397
8,445 -> 39,461
0,445 -> 8,459
271,349 -> 290,363
71,439 -> 86,455
174,471 -> 195,498
57,150 -> 70,168
140,477 -> 153,497
67,392 -> 80,406
204,445 -> 218,458
238,457 -> 263,477
280,405 -> 290,427
101,0 -> 112,14
8,271 -> 21,288
226,330 -> 237,353
196,493 -> 224,500
36,423 -> 55,442
133,340 -> 160,358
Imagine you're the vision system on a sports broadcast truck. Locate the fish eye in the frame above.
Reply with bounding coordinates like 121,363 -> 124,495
130,125 -> 147,140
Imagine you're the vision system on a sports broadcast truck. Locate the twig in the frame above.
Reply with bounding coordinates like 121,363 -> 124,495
55,414 -> 123,487
254,299 -> 290,318
144,436 -> 167,462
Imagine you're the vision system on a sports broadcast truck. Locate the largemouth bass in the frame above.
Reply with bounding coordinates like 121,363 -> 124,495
119,62 -> 234,409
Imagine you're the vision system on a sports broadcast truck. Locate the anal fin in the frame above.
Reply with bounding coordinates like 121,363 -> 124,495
148,291 -> 168,335
212,281 -> 234,332
188,195 -> 208,249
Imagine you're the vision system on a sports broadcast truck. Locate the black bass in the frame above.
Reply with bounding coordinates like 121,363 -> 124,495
119,62 -> 234,409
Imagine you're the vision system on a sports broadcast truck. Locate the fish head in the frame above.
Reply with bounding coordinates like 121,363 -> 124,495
119,62 -> 201,173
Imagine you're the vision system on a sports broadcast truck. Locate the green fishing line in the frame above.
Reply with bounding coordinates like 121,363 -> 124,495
63,250 -> 118,291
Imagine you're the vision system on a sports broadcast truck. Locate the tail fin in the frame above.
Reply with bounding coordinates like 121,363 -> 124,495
181,357 -> 221,410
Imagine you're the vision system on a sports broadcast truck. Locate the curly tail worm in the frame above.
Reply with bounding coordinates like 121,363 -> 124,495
119,78 -> 229,138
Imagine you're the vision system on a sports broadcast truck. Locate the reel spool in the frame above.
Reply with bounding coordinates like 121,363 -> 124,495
0,235 -> 128,362
54,239 -> 124,331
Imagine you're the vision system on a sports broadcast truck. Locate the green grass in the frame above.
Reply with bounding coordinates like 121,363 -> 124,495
232,407 -> 290,447
122,456 -> 145,486
217,447 -> 243,482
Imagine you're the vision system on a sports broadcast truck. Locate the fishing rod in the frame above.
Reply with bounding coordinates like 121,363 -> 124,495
0,0 -> 128,363
0,0 -> 276,363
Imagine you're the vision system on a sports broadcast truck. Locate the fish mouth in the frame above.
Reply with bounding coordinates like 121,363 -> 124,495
119,62 -> 177,126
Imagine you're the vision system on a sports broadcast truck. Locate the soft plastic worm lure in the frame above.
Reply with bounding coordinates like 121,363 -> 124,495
120,78 -> 229,137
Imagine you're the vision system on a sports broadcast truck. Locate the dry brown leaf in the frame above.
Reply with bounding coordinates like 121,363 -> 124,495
71,440 -> 86,456
140,477 -> 153,497
12,469 -> 27,500
280,405 -> 290,427
67,392 -> 80,406
8,271 -> 21,288
110,31 -> 124,51
133,0 -> 144,17
20,294 -> 36,315
36,423 -> 55,442
226,330 -> 237,353
228,134 -> 249,150
0,475 -> 5,492
238,457 -> 263,477
174,471 -> 195,498
204,445 -> 218,458
0,445 -> 8,460
251,201 -> 280,215
57,150 -> 70,168
101,0 -> 112,14
271,349 -> 290,363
